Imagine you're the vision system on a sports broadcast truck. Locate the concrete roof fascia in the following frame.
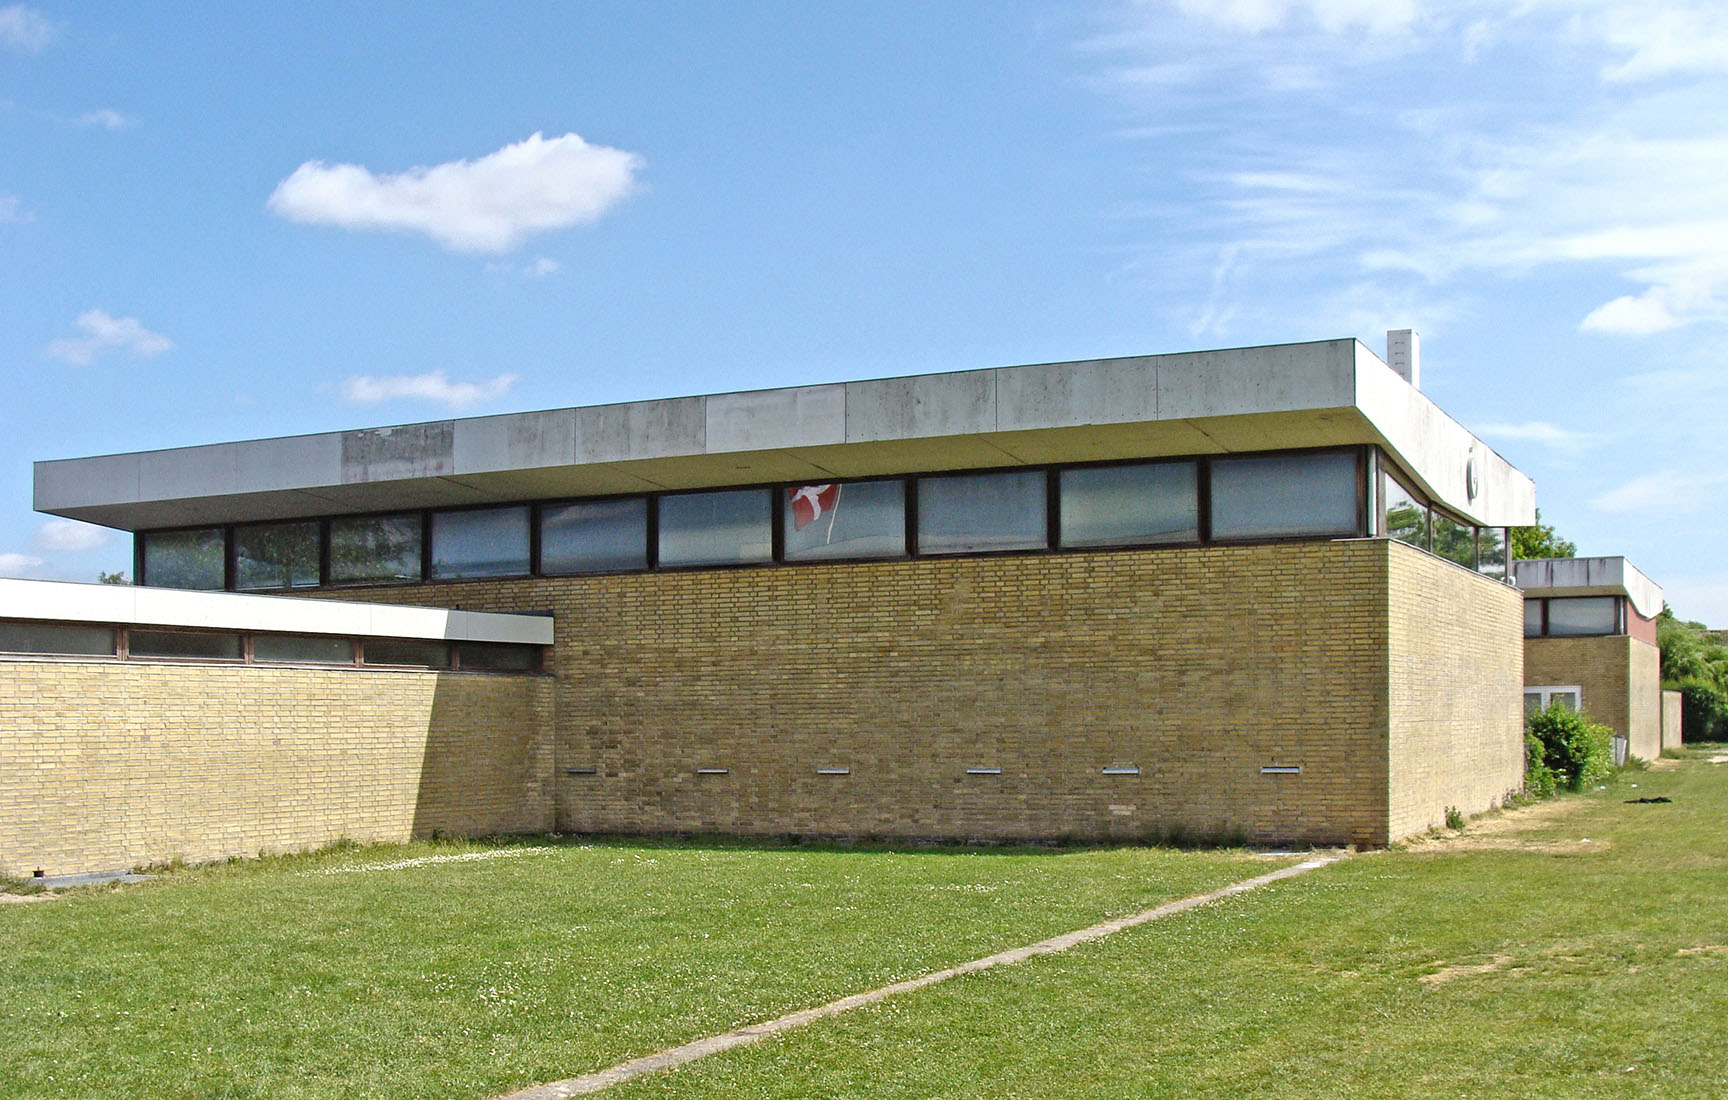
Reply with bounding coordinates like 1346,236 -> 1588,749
1351,342 -> 1534,528
1512,557 -> 1664,619
32,338 -> 1529,532
0,578 -> 553,644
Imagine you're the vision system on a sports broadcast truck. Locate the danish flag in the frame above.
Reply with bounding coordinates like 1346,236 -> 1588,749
788,483 -> 840,530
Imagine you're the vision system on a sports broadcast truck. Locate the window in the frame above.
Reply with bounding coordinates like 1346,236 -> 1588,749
234,521 -> 321,590
0,621 -> 115,656
252,634 -> 353,664
142,528 -> 225,590
431,506 -> 530,580
1059,462 -> 1199,548
1523,600 -> 1544,638
1545,596 -> 1621,637
457,643 -> 541,672
1209,451 -> 1360,540
658,489 -> 773,567
1431,511 -> 1476,569
1526,686 -> 1581,715
128,630 -> 243,661
916,470 -> 1047,555
783,479 -> 906,562
541,498 -> 648,574
1381,471 -> 1429,549
329,514 -> 422,585
1477,527 -> 1508,579
363,639 -> 451,668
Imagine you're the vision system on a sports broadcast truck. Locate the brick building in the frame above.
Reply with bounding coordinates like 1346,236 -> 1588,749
7,333 -> 1537,872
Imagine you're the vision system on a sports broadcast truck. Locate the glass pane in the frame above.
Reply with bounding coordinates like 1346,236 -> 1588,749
541,498 -> 648,574
1382,472 -> 1428,548
1432,512 -> 1476,568
142,528 -> 225,590
252,634 -> 353,664
1477,527 -> 1508,578
917,470 -> 1047,555
364,639 -> 451,668
1210,451 -> 1360,540
458,643 -> 540,671
1524,691 -> 1543,716
0,622 -> 115,656
431,506 -> 530,579
129,630 -> 242,660
658,490 -> 773,567
234,521 -> 321,590
1551,691 -> 1579,711
1059,462 -> 1199,548
329,514 -> 422,584
1547,596 -> 1619,636
1524,600 -> 1544,638
783,480 -> 906,561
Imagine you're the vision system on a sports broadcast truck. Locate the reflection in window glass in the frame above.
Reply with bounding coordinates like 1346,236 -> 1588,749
1524,600 -> 1544,638
431,506 -> 530,579
783,480 -> 906,561
1209,451 -> 1360,540
234,521 -> 320,590
458,643 -> 540,671
1547,596 -> 1620,636
1524,691 -> 1543,716
1432,512 -> 1476,568
364,639 -> 451,668
0,621 -> 115,656
329,514 -> 422,584
253,634 -> 353,664
1059,462 -> 1198,548
128,630 -> 243,660
142,528 -> 226,590
1382,472 -> 1428,549
658,490 -> 773,567
917,470 -> 1047,555
541,498 -> 647,574
1477,527 -> 1508,578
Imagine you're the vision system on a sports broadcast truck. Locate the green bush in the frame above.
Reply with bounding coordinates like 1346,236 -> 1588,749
1525,703 -> 1613,792
1524,731 -> 1558,798
1674,678 -> 1728,743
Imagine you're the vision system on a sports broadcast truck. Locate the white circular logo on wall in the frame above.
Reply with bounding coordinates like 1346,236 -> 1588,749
1465,457 -> 1480,502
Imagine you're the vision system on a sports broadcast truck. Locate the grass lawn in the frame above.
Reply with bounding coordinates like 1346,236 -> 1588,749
0,834 -> 1279,1099
611,748 -> 1728,1099
6,752 -> 1726,1100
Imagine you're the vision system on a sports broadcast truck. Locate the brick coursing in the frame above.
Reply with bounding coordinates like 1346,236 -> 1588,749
1525,634 -> 1663,761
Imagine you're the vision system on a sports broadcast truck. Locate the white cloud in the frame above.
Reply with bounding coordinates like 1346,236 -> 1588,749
1581,293 -> 1679,335
75,108 -> 132,130
0,4 -> 51,52
0,191 -> 27,223
525,256 -> 562,277
1476,421 -> 1591,447
0,552 -> 45,577
30,518 -> 113,553
44,310 -> 174,365
1590,469 -> 1728,514
1166,0 -> 1419,34
340,370 -> 517,409
267,132 -> 642,254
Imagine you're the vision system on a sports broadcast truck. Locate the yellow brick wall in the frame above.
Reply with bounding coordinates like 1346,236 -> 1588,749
0,661 -> 553,878
340,539 -> 1518,848
1386,544 -> 1526,840
1525,634 -> 1663,761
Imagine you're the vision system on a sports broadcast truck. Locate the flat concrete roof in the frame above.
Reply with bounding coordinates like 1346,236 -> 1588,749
34,338 -> 1535,531
1513,557 -> 1664,619
0,578 -> 554,644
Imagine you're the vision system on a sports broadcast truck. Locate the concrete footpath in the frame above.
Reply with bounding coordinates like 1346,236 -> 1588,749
496,854 -> 1342,1099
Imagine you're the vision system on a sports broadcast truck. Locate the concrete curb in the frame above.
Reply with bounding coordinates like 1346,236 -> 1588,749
496,854 -> 1341,1099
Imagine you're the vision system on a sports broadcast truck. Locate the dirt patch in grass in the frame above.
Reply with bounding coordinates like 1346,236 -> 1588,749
1420,954 -> 1517,987
0,892 -> 56,905
1398,795 -> 1612,854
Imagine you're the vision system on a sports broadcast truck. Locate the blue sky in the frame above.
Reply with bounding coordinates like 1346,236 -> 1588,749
4,1 -> 1727,622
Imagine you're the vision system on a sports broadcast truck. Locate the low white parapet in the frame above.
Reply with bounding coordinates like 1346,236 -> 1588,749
0,578 -> 553,645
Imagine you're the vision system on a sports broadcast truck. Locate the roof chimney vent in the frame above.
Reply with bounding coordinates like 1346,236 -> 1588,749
1387,329 -> 1420,389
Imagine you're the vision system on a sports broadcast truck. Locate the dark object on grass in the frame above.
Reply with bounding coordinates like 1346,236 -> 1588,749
1625,796 -> 1673,804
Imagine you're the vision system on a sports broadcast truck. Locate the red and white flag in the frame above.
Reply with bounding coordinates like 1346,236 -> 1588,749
788,484 -> 840,530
